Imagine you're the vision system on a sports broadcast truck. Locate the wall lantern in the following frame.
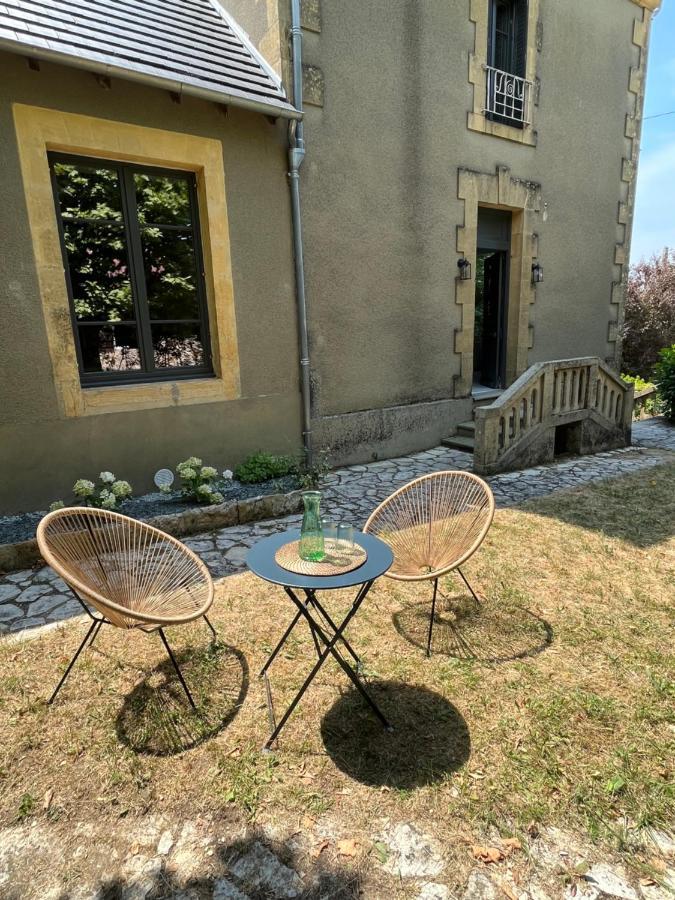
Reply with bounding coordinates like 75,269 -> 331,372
532,262 -> 544,284
457,257 -> 472,281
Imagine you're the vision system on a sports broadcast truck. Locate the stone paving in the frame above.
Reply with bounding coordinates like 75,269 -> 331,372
0,418 -> 673,637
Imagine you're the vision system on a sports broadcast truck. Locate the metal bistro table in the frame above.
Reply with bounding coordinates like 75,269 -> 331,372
247,529 -> 394,750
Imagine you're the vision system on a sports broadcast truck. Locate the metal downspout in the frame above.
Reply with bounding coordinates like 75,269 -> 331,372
289,0 -> 313,466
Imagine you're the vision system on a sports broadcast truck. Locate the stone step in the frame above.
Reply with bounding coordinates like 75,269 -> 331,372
457,421 -> 476,437
472,391 -> 502,410
441,434 -> 475,454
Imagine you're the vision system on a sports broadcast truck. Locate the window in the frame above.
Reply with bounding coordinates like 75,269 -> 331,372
489,0 -> 528,78
486,0 -> 531,127
49,155 -> 212,385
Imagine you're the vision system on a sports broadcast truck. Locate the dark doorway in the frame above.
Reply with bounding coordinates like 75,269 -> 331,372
474,209 -> 511,389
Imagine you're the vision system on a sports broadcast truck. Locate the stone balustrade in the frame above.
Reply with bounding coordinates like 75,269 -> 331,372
474,358 -> 634,474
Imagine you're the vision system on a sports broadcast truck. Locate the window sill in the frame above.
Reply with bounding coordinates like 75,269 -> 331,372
467,112 -> 537,146
72,376 -> 238,417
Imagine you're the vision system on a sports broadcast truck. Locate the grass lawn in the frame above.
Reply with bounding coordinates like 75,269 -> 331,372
0,463 -> 673,896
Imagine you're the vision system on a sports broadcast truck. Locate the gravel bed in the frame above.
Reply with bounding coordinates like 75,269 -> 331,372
0,475 -> 300,547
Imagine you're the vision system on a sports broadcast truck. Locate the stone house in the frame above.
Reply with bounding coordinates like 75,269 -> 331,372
0,0 -> 660,513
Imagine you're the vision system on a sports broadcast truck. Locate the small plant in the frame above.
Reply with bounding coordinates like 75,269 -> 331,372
50,472 -> 133,511
621,373 -> 659,417
176,457 -> 224,504
654,344 -> 675,422
296,448 -> 332,490
16,792 -> 35,822
234,452 -> 296,485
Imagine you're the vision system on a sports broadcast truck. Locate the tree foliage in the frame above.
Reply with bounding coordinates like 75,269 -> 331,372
622,249 -> 675,379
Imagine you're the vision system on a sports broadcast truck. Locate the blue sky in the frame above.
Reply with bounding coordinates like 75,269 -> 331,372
632,3 -> 675,262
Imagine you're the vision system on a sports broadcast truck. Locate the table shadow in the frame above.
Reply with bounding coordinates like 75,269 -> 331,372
115,641 -> 248,756
393,591 -> 552,663
321,680 -> 470,789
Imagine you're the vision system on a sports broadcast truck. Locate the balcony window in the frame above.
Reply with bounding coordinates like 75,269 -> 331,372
485,0 -> 532,127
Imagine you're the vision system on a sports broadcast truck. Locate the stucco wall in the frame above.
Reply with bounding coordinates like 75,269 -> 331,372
296,0 -> 643,418
0,52 -> 300,514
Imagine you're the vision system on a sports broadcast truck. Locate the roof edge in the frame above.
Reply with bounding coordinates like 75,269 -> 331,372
0,39 -> 301,120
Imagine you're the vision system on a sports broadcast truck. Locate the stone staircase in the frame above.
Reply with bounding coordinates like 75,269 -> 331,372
442,389 -> 501,454
442,359 -> 634,474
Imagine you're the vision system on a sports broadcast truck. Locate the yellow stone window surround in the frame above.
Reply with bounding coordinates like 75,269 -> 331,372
12,104 -> 241,418
468,0 -> 540,147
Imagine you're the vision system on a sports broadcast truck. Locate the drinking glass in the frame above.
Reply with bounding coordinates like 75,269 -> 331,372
321,516 -> 337,550
337,523 -> 354,552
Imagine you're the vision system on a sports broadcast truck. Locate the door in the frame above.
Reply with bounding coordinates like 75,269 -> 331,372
474,251 -> 508,389
473,209 -> 511,390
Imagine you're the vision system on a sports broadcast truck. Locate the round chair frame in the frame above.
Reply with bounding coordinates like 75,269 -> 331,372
37,506 -> 216,707
364,471 -> 495,655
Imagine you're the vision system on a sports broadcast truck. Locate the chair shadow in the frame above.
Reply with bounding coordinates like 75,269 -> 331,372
115,641 -> 248,757
393,589 -> 553,663
321,680 -> 470,789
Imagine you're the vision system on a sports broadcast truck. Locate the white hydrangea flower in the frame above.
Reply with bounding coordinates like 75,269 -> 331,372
73,479 -> 95,498
101,493 -> 117,510
111,480 -> 132,499
158,483 -> 172,494
210,492 -> 224,504
197,483 -> 213,497
222,469 -> 234,480
178,466 -> 197,481
49,500 -> 65,512
184,456 -> 202,468
200,466 -> 218,480
99,471 -> 116,484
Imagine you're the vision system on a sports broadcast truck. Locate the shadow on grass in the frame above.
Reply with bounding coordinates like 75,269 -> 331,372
393,591 -> 553,663
41,829 -> 363,900
321,681 -> 470,788
523,460 -> 675,548
115,640 -> 248,756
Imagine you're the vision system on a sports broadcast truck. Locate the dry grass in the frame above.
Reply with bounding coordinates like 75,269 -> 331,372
0,463 -> 673,889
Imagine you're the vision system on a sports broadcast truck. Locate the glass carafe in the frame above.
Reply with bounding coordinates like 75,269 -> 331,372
299,491 -> 325,561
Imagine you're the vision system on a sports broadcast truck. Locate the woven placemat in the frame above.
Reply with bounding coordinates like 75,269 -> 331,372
275,539 -> 367,576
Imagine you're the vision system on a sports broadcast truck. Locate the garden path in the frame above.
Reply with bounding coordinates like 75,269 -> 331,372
0,418 -> 673,637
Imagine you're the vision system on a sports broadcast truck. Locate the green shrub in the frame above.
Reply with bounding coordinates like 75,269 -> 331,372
654,344 -> 675,422
621,374 -> 658,417
234,452 -> 296,485
176,457 -> 224,504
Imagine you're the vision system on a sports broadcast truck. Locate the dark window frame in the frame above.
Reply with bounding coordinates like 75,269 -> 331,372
49,152 -> 214,387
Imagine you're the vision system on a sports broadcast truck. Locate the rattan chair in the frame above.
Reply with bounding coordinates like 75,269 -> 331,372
37,507 -> 216,707
364,471 -> 495,656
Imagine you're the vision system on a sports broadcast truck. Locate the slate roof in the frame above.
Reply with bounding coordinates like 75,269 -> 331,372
0,0 -> 298,117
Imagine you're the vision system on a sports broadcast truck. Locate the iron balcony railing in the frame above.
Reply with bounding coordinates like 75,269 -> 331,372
484,65 -> 533,126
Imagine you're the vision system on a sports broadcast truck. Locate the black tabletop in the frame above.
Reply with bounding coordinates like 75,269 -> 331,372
246,529 -> 394,590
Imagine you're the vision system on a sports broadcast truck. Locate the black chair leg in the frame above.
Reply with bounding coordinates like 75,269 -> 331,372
457,567 -> 482,604
203,614 -> 217,641
158,628 -> 196,709
48,619 -> 98,704
426,578 -> 439,658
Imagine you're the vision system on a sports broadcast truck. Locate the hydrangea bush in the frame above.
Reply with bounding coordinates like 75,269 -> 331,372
176,457 -> 230,505
49,472 -> 133,512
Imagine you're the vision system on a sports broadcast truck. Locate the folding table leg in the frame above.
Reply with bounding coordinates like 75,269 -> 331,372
258,605 -> 305,678
306,590 -> 362,669
263,581 -> 392,750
